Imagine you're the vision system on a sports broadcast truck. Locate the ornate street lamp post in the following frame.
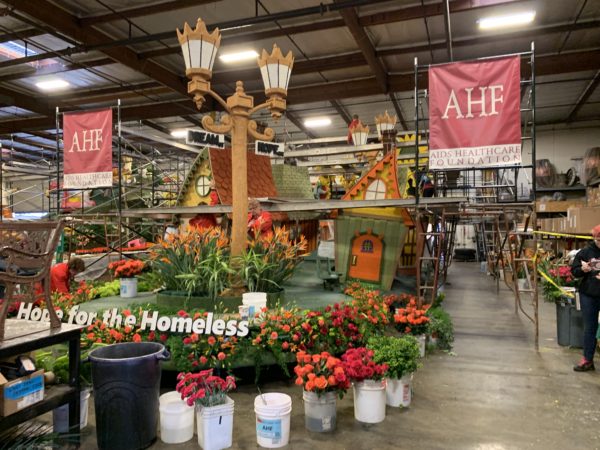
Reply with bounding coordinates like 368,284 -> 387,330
177,19 -> 294,257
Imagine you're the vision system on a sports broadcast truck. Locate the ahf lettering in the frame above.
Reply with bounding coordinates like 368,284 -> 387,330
442,85 -> 504,120
67,128 -> 103,152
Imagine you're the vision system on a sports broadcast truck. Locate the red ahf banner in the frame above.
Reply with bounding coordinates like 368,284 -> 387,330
428,56 -> 521,170
63,109 -> 113,188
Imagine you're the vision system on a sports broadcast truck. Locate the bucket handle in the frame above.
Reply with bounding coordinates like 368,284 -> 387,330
156,349 -> 171,361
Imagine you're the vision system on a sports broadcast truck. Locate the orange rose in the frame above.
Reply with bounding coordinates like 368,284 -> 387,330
307,373 -> 316,381
312,354 -> 321,363
314,376 -> 327,390
305,380 -> 314,391
327,375 -> 337,386
295,377 -> 304,386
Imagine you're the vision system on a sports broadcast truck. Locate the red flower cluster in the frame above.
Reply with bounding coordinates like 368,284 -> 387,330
393,296 -> 430,336
341,347 -> 388,382
294,351 -> 350,396
548,266 -> 575,285
108,259 -> 145,278
176,369 -> 236,407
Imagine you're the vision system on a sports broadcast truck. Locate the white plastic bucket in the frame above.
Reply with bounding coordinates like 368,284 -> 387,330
197,396 -> 235,450
303,390 -> 336,432
243,292 -> 267,318
120,277 -> 138,298
159,391 -> 194,444
254,393 -> 292,448
353,380 -> 386,423
416,334 -> 426,358
386,373 -> 413,407
53,389 -> 91,433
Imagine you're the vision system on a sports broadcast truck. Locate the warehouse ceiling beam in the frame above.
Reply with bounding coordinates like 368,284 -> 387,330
140,120 -> 171,135
336,0 -> 388,93
79,0 -> 223,26
3,0 -> 188,96
0,27 -> 43,44
181,115 -> 203,128
565,70 -> 600,123
443,0 -> 454,62
389,94 -> 408,131
0,58 -> 114,83
285,111 -> 316,140
330,100 -> 352,125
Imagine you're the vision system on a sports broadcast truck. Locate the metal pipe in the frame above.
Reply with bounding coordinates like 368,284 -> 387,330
55,107 -> 60,217
531,41 -> 536,199
443,0 -> 454,62
414,56 -> 420,206
117,99 -> 123,258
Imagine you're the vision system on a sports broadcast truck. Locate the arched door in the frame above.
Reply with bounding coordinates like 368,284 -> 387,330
348,231 -> 384,283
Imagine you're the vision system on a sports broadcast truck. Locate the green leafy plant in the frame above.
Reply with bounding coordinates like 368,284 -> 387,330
237,227 -> 307,293
426,307 -> 454,350
149,227 -> 231,298
367,335 -> 420,379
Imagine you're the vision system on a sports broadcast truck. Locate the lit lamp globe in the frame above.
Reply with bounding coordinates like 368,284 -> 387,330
258,44 -> 294,119
375,111 -> 397,141
177,18 -> 222,109
351,121 -> 369,147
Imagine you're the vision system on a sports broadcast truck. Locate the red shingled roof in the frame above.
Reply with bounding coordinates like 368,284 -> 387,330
209,148 -> 286,221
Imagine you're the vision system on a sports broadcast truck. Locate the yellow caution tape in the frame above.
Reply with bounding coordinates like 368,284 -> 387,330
533,230 -> 593,240
537,267 -> 575,298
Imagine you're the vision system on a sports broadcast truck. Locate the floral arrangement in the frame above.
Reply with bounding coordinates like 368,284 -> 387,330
238,227 -> 307,293
426,307 -> 454,350
149,227 -> 231,299
293,350 -> 350,397
169,310 -> 238,372
393,296 -> 430,336
248,306 -> 300,376
341,347 -> 388,382
108,259 -> 145,278
176,369 -> 236,408
367,335 -> 420,379
539,258 -> 580,303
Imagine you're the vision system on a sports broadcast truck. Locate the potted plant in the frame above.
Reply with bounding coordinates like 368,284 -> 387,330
341,347 -> 388,423
293,350 -> 350,432
393,297 -> 430,357
108,258 -> 145,298
426,307 -> 454,351
237,227 -> 307,307
176,368 -> 236,450
149,227 -> 235,309
368,335 -> 420,407
538,257 -> 582,346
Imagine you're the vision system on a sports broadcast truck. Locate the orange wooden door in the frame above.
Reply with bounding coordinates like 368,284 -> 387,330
348,233 -> 383,282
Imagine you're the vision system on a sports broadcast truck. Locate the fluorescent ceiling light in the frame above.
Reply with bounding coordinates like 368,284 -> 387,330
304,117 -> 332,128
170,129 -> 188,138
35,79 -> 70,91
219,50 -> 259,63
478,11 -> 536,30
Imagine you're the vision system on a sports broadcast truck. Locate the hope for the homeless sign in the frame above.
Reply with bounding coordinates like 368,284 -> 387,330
63,109 -> 113,188
428,56 -> 522,170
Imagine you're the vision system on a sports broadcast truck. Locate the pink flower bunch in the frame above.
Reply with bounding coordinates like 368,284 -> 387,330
549,266 -> 575,284
176,369 -> 236,408
341,347 -> 388,382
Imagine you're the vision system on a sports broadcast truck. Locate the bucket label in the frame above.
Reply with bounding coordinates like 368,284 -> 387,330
257,418 -> 281,442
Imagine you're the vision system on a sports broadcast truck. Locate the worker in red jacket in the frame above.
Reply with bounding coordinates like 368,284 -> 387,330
247,198 -> 273,238
50,257 -> 86,294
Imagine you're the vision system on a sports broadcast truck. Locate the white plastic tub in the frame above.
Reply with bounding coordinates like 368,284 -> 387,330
254,393 -> 292,448
386,373 -> 413,407
353,380 -> 386,423
303,390 -> 336,432
159,391 -> 194,444
120,277 -> 138,298
243,292 -> 267,318
53,389 -> 91,433
197,396 -> 235,450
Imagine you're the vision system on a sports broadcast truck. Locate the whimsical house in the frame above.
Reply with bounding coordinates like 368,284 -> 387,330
335,137 -> 412,290
178,148 -> 319,251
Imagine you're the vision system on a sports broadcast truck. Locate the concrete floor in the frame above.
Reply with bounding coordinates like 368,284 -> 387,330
71,262 -> 600,449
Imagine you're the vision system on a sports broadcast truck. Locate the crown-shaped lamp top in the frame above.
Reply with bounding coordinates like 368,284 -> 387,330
177,18 -> 222,47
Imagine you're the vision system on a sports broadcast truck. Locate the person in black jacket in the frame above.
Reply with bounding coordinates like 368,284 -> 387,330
571,224 -> 600,371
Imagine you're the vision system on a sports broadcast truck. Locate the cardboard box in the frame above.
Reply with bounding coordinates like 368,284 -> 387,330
567,207 -> 600,234
536,200 -> 585,213
0,370 -> 44,416
587,187 -> 600,207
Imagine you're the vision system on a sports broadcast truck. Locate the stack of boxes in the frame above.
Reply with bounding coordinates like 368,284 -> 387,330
537,186 -> 600,235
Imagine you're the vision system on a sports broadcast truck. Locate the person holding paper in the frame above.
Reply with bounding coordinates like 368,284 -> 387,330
571,224 -> 600,371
